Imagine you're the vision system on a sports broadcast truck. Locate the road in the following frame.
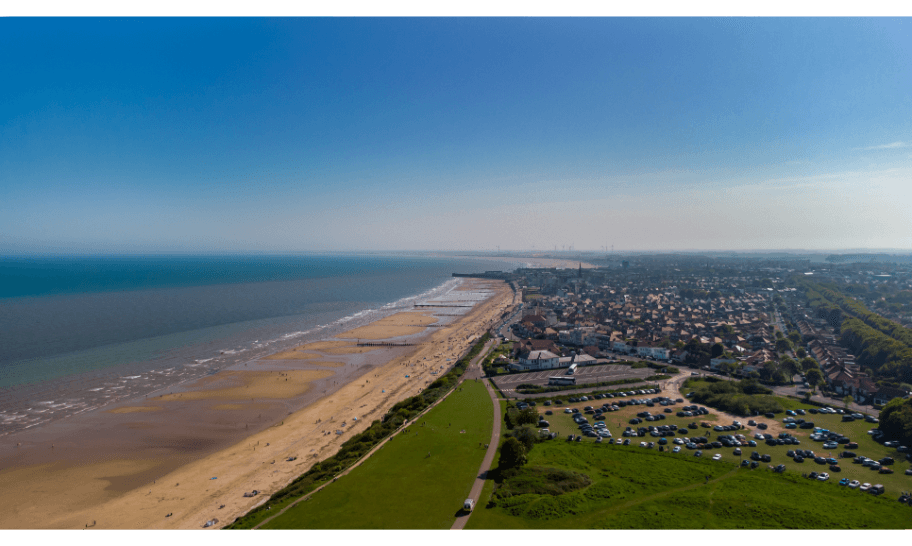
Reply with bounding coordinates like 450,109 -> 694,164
451,345 -> 501,530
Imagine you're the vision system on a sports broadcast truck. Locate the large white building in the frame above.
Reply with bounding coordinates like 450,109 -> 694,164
517,350 -> 560,370
637,346 -> 670,360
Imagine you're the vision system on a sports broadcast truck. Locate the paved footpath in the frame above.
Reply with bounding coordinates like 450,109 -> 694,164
451,345 -> 502,530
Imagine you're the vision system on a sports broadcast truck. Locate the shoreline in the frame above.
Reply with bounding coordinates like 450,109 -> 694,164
0,275 -> 473,438
0,278 -> 515,529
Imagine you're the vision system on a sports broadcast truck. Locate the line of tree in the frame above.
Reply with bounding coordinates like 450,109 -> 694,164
800,280 -> 912,384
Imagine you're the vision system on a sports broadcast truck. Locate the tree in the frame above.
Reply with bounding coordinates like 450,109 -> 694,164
719,362 -> 736,376
515,407 -> 539,426
788,331 -> 802,344
800,357 -> 819,373
780,357 -> 799,380
806,368 -> 824,391
511,425 -> 538,451
796,347 -> 807,358
843,395 -> 854,410
498,437 -> 527,469
775,338 -> 793,354
711,343 -> 725,358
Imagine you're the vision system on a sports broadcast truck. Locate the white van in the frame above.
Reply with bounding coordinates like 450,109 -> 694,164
464,498 -> 475,511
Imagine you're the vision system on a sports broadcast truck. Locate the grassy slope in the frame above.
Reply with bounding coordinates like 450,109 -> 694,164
466,440 -> 911,529
262,378 -> 493,529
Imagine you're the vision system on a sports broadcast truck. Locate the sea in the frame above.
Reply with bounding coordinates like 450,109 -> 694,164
0,253 -> 520,436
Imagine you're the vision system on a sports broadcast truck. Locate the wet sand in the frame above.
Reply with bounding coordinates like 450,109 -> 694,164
0,278 -> 514,529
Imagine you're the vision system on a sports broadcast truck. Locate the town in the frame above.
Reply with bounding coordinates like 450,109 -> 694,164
467,255 -> 912,413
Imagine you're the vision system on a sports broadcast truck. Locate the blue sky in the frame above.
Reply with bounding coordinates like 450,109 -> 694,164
1,17 -> 911,253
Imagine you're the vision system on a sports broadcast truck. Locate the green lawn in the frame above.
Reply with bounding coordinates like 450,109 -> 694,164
465,437 -> 911,529
533,392 -> 912,493
261,378 -> 493,529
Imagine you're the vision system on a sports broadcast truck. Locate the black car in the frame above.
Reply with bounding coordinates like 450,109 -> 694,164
794,456 -> 804,463
741,459 -> 750,467
809,471 -> 819,479
840,451 -> 856,458
814,457 -> 827,464
787,450 -> 796,457
761,454 -> 772,463
750,461 -> 760,469
750,451 -> 761,461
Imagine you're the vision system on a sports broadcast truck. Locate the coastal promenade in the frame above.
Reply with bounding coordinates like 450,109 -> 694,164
253,338 -> 497,530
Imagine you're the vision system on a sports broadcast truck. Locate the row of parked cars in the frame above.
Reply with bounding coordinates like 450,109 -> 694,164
543,389 -> 662,408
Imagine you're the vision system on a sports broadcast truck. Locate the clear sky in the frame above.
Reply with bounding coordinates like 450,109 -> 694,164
1,17 -> 911,254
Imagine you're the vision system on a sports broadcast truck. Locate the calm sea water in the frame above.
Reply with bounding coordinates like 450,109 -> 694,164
0,254 -> 518,434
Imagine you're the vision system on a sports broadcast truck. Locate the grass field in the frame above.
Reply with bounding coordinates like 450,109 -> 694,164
530,391 -> 912,494
261,378 -> 493,529
465,435 -> 911,529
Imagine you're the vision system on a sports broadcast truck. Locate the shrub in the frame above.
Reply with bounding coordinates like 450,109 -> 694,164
499,437 -> 527,469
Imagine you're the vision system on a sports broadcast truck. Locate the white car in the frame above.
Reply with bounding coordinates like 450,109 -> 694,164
817,473 -> 829,481
673,438 -> 684,445
639,442 -> 648,448
859,483 -> 872,492
672,446 -> 681,453
848,480 -> 860,489
564,408 -> 573,414
712,454 -> 722,461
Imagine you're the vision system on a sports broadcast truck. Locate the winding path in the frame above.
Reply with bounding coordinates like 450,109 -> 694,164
451,343 -> 502,530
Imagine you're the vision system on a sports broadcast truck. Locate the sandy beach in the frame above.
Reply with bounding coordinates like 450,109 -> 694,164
0,278 -> 515,529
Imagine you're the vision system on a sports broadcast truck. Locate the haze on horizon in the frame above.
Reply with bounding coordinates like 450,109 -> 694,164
2,17 -> 911,255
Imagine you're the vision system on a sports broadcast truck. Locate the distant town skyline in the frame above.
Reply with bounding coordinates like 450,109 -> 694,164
2,18 -> 911,254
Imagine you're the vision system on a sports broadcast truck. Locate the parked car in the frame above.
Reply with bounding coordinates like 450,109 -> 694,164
712,454 -> 722,461
859,483 -> 872,492
848,480 -> 860,488
695,450 -> 703,457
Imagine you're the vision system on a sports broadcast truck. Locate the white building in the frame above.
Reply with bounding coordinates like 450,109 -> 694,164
637,346 -> 670,360
518,350 -> 560,370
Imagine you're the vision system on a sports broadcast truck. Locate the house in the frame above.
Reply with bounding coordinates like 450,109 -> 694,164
709,357 -> 738,370
873,386 -> 910,406
517,350 -> 560,371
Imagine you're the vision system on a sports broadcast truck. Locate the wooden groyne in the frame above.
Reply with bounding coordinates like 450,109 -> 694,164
356,341 -> 419,347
